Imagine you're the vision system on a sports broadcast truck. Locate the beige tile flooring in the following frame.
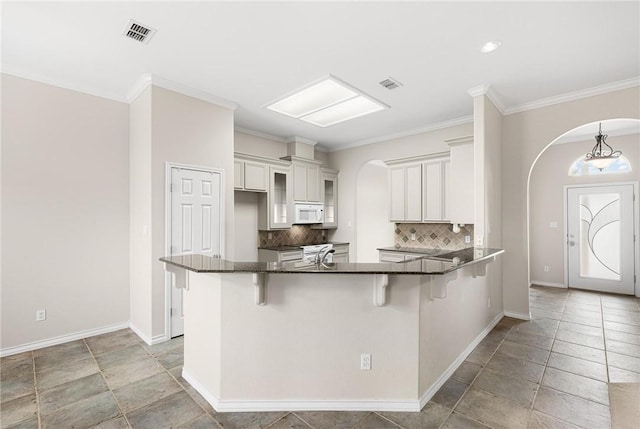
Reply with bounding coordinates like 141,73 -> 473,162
1,286 -> 640,428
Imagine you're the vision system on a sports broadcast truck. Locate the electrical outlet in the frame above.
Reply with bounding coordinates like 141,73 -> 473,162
411,233 -> 416,241
476,235 -> 484,247
267,232 -> 273,239
544,266 -> 550,272
360,353 -> 371,370
487,298 -> 491,308
549,222 -> 558,229
36,309 -> 46,321
464,235 -> 471,244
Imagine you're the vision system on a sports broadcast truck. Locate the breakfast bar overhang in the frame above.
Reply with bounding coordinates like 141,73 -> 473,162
161,248 -> 504,413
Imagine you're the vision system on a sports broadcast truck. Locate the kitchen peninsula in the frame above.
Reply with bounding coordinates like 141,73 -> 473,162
162,248 -> 504,412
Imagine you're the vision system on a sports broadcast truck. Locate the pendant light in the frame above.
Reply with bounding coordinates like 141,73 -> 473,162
584,123 -> 622,170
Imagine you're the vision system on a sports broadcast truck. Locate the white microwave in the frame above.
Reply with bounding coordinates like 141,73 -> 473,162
294,203 -> 324,224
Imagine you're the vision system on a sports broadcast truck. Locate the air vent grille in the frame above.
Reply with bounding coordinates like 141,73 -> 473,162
123,20 -> 156,44
379,77 -> 403,90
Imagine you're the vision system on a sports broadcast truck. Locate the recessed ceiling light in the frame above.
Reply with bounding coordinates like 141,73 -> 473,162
266,76 -> 387,127
480,40 -> 502,53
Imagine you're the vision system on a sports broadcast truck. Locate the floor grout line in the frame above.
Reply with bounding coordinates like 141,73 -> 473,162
31,351 -> 42,429
83,337 -> 134,429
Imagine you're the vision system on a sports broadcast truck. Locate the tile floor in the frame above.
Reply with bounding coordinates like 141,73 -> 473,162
2,286 -> 640,428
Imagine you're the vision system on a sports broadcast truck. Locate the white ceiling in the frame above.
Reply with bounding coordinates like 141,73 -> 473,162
2,2 -> 639,151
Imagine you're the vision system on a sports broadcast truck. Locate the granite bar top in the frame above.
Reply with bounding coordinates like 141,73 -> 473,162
160,248 -> 504,275
258,242 -> 350,251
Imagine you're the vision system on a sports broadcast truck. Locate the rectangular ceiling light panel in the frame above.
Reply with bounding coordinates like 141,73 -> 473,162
300,96 -> 385,127
267,76 -> 386,127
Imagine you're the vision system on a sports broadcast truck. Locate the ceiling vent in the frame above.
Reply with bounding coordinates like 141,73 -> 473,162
122,19 -> 156,44
379,77 -> 403,90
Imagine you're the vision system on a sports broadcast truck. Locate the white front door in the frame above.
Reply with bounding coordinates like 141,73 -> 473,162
170,167 -> 222,337
567,184 -> 635,294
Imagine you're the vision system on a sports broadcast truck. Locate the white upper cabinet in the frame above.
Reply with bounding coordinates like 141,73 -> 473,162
446,137 -> 474,225
389,163 -> 422,222
234,154 -> 268,192
287,156 -> 322,203
320,168 -> 338,228
388,153 -> 451,223
258,165 -> 292,230
422,159 -> 450,222
406,165 -> 422,221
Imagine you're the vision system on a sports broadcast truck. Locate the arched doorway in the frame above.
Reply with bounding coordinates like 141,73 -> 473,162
527,119 -> 640,299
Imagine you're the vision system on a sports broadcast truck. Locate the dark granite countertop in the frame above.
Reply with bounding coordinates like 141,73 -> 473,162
258,242 -> 350,251
161,248 -> 503,275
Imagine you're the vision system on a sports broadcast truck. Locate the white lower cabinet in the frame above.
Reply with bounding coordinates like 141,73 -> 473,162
332,243 -> 349,262
378,250 -> 424,262
258,248 -> 303,263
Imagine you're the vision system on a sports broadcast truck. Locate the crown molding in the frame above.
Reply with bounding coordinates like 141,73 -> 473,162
326,115 -> 474,152
504,76 -> 640,115
288,136 -> 318,146
126,73 -> 153,103
126,73 -> 238,110
467,84 -> 506,115
234,126 -> 289,143
467,85 -> 489,98
1,66 -> 127,103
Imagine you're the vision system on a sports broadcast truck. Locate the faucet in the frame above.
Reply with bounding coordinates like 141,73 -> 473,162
315,246 -> 335,265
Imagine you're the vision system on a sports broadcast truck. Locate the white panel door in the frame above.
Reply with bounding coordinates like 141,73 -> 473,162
567,184 -> 635,294
170,167 -> 221,337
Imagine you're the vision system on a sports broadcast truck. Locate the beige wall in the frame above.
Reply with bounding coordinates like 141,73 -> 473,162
502,86 -> 640,316
529,135 -> 640,286
356,161 -> 394,262
129,86 -> 153,337
150,86 -> 235,339
234,131 -> 327,164
1,74 -> 130,350
233,191 -> 259,261
327,123 -> 474,261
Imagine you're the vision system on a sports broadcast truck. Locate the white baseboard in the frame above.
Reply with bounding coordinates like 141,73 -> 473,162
128,322 -> 167,346
417,311 -> 504,409
530,281 -> 566,289
182,369 -> 422,412
0,322 -> 130,357
182,311 -> 505,413
504,311 -> 531,321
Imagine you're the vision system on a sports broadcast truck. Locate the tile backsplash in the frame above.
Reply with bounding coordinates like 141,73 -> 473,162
394,223 -> 474,250
259,225 -> 328,248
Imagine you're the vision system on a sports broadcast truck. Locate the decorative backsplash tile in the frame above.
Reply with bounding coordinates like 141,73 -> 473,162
394,223 -> 474,250
259,225 -> 327,248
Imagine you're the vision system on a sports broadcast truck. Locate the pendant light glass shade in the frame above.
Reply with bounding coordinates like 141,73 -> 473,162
584,123 -> 622,170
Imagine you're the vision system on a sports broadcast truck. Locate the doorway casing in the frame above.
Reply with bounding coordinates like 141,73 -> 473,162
164,161 -> 225,341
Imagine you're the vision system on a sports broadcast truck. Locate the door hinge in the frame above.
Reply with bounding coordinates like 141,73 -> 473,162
170,308 -> 173,316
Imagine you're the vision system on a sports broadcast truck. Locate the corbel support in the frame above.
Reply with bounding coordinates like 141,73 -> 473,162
165,264 -> 188,290
472,256 -> 495,278
253,273 -> 267,305
373,274 -> 389,307
423,270 -> 459,300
